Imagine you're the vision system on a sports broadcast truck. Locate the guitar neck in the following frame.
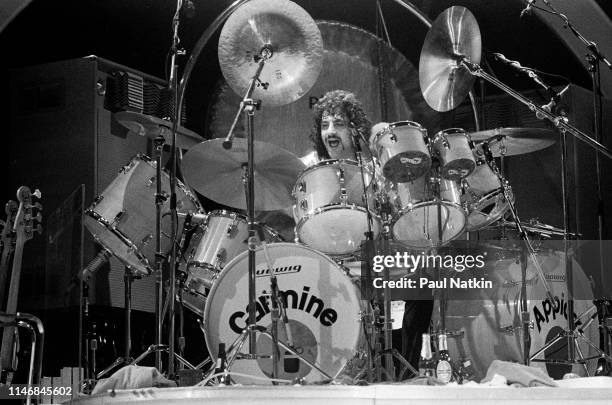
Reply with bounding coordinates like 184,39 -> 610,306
3,239 -> 24,314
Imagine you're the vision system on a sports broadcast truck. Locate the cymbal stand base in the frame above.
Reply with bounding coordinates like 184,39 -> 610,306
206,324 -> 333,384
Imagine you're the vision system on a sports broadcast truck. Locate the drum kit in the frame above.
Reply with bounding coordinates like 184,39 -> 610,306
78,0 -> 612,386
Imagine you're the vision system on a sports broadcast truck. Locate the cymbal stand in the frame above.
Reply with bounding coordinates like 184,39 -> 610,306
539,0 -> 612,372
214,54 -> 332,383
480,142 -> 556,366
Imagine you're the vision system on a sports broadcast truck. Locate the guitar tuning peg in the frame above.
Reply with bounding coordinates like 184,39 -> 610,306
33,189 -> 42,199
35,224 -> 43,235
34,202 -> 43,211
35,212 -> 43,223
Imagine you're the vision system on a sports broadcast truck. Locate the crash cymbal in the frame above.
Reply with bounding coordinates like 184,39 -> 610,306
181,138 -> 306,211
471,127 -> 557,157
419,6 -> 481,112
218,0 -> 323,106
114,111 -> 202,150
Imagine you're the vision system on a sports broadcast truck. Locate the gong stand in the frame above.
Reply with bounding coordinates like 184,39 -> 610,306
216,55 -> 332,383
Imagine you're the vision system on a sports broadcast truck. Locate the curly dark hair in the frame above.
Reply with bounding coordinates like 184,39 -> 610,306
309,90 -> 372,160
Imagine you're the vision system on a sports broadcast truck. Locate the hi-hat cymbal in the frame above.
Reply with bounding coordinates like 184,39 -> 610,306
218,0 -> 323,106
419,6 -> 481,112
114,111 -> 202,150
181,138 -> 306,211
471,127 -> 557,157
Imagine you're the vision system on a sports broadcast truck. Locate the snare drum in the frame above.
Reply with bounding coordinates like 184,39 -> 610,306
179,211 -> 282,316
203,243 -> 368,383
432,128 -> 476,181
387,173 -> 466,247
370,121 -> 431,182
84,154 -> 202,275
462,159 -> 513,231
293,160 -> 380,256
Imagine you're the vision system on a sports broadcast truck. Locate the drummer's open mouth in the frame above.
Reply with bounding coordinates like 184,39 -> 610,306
327,137 -> 340,148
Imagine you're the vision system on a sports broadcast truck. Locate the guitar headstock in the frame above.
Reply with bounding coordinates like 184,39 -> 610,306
1,200 -> 18,250
14,187 -> 43,243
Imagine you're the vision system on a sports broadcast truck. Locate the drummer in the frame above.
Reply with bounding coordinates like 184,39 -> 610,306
301,89 -> 373,165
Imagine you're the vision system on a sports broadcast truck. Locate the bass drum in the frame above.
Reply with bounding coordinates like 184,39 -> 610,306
203,243 -> 368,383
433,249 -> 598,380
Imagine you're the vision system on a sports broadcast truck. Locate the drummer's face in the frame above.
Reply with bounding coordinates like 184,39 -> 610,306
321,111 -> 354,159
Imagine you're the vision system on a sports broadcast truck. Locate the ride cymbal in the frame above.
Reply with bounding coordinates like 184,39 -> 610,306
181,138 -> 305,211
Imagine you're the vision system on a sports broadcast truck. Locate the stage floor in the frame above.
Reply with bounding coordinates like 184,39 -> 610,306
71,378 -> 612,405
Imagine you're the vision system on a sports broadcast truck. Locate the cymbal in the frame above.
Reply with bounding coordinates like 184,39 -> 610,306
471,127 -> 557,157
419,6 -> 481,112
181,138 -> 306,211
114,111 -> 202,150
218,0 -> 323,106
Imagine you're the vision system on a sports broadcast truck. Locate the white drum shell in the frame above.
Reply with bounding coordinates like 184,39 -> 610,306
432,128 -> 476,181
388,175 -> 466,247
370,121 -> 431,183
180,211 -> 282,316
83,154 -> 202,275
462,161 -> 513,231
293,160 -> 380,256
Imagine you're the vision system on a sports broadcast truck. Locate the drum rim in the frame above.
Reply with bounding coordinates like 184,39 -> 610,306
293,159 -> 374,192
391,200 -> 467,245
432,127 -> 470,143
372,120 -> 427,143
203,209 -> 285,240
202,242 -> 365,374
464,187 -> 513,231
133,153 -> 204,213
83,209 -> 152,275
294,203 -> 382,250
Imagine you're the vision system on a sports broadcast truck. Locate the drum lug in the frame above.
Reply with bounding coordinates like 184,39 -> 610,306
227,222 -> 238,238
297,181 -> 306,193
215,248 -> 227,268
113,210 -> 126,225
300,199 -> 308,211
340,187 -> 348,201
141,233 -> 153,246
91,195 -> 104,207
499,321 -> 534,335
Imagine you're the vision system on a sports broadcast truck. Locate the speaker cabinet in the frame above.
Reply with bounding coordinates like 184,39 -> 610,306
9,56 -> 167,312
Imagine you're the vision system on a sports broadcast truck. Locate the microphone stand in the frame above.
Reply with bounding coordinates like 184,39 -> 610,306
528,0 -> 612,372
353,131 -> 416,381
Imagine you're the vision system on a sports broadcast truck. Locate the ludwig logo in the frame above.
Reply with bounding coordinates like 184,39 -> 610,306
255,264 -> 302,277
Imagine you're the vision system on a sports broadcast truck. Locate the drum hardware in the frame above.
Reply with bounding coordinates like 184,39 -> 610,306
114,111 -> 202,150
352,124 -> 417,382
199,0 -> 323,383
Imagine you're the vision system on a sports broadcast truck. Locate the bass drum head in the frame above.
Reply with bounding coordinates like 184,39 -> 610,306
433,251 -> 599,380
203,243 -> 366,383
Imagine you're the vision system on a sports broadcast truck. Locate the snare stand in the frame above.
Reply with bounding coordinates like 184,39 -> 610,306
353,131 -> 416,381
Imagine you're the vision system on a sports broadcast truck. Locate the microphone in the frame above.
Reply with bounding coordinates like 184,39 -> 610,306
520,0 -> 536,18
537,84 -> 570,119
65,249 -> 112,294
492,53 -> 528,72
